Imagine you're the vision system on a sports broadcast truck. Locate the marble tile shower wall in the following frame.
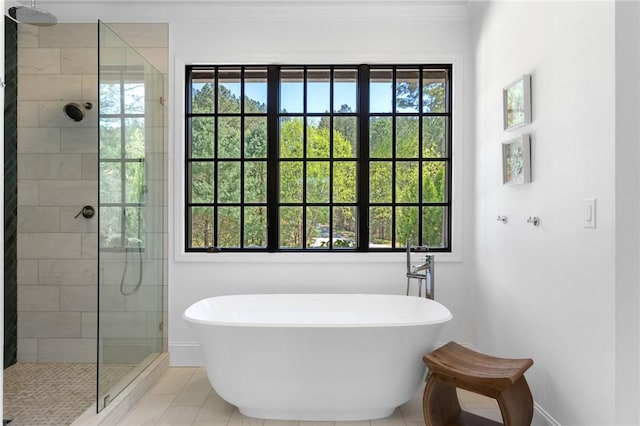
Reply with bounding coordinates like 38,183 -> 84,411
16,23 -> 169,363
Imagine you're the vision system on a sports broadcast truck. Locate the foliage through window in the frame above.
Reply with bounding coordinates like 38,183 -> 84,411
186,65 -> 451,252
100,71 -> 147,251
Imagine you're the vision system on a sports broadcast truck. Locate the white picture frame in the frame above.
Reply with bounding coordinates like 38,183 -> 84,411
503,74 -> 532,131
502,134 -> 531,185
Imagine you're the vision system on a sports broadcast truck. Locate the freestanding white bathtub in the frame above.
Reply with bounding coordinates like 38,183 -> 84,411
184,294 -> 452,421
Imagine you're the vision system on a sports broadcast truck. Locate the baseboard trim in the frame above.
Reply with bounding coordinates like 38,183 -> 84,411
169,341 -> 204,366
534,402 -> 561,426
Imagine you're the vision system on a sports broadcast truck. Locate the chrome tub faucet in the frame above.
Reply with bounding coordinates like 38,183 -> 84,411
406,240 -> 435,299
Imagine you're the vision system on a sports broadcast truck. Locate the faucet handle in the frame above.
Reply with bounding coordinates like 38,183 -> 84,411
74,205 -> 95,219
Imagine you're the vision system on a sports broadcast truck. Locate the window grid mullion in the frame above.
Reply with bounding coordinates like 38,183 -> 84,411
302,68 -> 308,250
119,73 -> 128,251
391,68 -> 397,249
358,65 -> 369,251
240,67 -> 246,248
328,68 -> 334,250
213,67 -> 219,248
266,66 -> 280,252
418,66 -> 424,246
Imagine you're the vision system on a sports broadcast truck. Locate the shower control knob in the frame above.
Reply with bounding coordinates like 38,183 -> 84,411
75,205 -> 95,219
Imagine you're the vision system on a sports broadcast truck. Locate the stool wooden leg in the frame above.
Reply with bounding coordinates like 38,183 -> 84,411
423,376 -> 461,426
496,376 -> 533,426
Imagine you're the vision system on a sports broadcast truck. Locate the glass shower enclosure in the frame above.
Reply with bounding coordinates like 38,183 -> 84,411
97,21 -> 165,411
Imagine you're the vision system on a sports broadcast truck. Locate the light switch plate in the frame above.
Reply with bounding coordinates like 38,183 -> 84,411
584,198 -> 596,228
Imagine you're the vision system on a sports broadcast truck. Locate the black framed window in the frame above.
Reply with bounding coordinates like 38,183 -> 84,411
186,64 -> 452,252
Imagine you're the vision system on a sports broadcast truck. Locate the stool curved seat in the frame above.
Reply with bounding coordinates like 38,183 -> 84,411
422,341 -> 534,426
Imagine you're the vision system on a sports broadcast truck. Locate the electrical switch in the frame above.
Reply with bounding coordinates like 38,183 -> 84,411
584,198 -> 596,229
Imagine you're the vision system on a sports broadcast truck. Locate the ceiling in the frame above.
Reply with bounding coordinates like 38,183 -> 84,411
7,0 -> 472,23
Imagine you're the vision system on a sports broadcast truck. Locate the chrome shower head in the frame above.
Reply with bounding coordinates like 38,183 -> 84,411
8,1 -> 57,26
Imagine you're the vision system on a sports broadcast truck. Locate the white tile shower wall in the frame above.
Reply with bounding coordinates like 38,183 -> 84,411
16,23 -> 169,363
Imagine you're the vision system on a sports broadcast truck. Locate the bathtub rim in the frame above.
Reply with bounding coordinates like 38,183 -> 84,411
183,293 -> 453,328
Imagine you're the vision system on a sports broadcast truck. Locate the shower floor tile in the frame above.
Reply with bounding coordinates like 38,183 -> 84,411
116,367 -> 503,426
3,362 -> 136,426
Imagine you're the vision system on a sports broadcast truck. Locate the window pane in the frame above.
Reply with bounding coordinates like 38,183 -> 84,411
422,206 -> 447,248
334,69 -> 357,113
422,116 -> 447,158
244,117 -> 267,158
369,206 -> 391,248
124,117 -> 145,159
100,83 -> 121,114
333,161 -> 356,203
244,69 -> 267,113
306,206 -> 330,248
395,206 -> 418,248
369,117 -> 392,158
218,117 -> 241,158
280,69 -> 304,113
217,162 -> 241,203
280,117 -> 303,158
396,116 -> 419,158
244,206 -> 267,248
124,82 -> 145,114
218,69 -> 241,113
306,161 -> 330,203
307,70 -> 330,113
190,206 -> 214,248
244,161 -> 267,203
422,161 -> 447,203
396,161 -> 418,203
396,69 -> 419,113
124,206 -> 144,249
333,206 -> 357,249
279,207 -> 303,248
100,162 -> 121,203
100,118 -> 121,159
218,206 -> 240,247
191,71 -> 215,113
280,161 -> 303,203
125,162 -> 145,203
190,117 -> 214,159
422,69 -> 447,113
190,162 -> 214,203
307,117 -> 329,158
369,161 -> 392,203
370,69 -> 393,113
333,116 -> 357,158
100,206 -> 122,248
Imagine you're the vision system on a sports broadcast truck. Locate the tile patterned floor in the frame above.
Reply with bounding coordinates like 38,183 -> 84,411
3,363 -> 137,426
117,367 -> 502,426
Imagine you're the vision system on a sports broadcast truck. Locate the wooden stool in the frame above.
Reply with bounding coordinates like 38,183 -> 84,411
422,342 -> 534,426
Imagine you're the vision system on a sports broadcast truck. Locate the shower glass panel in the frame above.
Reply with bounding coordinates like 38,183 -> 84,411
97,21 -> 164,411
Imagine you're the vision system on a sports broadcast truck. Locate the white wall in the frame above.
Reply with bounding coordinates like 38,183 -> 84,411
614,1 -> 640,423
166,2 -> 476,365
472,1 -> 626,424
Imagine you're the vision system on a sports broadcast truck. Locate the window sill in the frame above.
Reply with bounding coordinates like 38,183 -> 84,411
174,250 -> 461,263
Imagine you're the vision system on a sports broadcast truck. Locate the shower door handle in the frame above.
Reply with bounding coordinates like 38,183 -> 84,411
75,205 -> 95,219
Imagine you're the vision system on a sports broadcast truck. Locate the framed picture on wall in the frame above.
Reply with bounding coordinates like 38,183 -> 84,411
502,74 -> 532,131
502,134 -> 531,185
